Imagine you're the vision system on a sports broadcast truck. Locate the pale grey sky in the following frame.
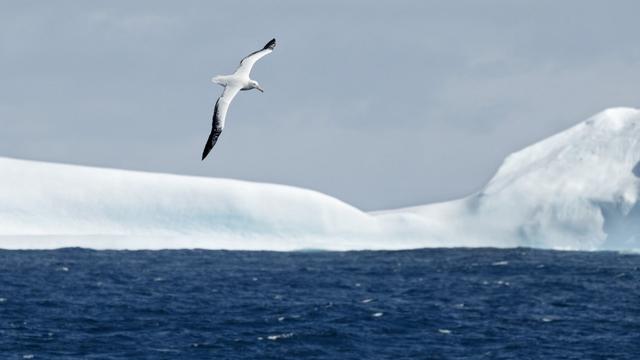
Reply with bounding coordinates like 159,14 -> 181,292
1,1 -> 639,210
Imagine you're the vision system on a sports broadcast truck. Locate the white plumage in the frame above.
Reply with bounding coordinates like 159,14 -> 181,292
202,38 -> 276,160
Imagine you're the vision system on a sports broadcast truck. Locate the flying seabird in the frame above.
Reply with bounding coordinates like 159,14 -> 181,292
201,38 -> 276,160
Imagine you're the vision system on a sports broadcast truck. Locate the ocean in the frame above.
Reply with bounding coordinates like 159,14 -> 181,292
0,248 -> 638,359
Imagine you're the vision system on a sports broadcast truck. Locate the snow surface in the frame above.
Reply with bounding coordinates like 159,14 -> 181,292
1,108 -> 639,250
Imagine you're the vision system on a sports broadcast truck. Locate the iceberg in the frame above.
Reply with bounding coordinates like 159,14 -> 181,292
1,108 -> 639,251
381,107 -> 640,251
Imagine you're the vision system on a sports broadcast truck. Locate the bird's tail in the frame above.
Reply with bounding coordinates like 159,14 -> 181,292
211,75 -> 226,86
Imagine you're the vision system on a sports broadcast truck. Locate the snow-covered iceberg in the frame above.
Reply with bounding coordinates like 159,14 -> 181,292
1,108 -> 639,250
384,107 -> 640,251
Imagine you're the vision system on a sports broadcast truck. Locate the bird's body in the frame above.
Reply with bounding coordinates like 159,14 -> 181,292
201,38 -> 276,160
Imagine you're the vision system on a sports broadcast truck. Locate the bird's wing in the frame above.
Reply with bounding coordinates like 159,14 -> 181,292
234,38 -> 276,77
201,85 -> 241,160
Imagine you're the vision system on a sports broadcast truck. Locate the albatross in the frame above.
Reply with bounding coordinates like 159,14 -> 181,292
201,38 -> 276,160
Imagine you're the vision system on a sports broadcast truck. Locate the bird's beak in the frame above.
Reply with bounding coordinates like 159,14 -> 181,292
257,86 -> 264,93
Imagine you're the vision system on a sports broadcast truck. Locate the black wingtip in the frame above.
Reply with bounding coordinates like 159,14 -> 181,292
201,134 -> 214,161
201,147 -> 210,161
264,38 -> 276,50
201,126 -> 222,161
202,100 -> 221,161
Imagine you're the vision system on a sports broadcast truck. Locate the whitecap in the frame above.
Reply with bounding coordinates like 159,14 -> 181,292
267,332 -> 294,341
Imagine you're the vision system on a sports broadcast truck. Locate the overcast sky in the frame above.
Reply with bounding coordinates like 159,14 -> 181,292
1,1 -> 639,210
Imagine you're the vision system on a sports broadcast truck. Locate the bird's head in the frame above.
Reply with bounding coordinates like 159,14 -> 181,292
250,80 -> 264,93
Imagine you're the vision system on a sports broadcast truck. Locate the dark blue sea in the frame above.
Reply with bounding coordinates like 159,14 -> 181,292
0,248 -> 638,359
